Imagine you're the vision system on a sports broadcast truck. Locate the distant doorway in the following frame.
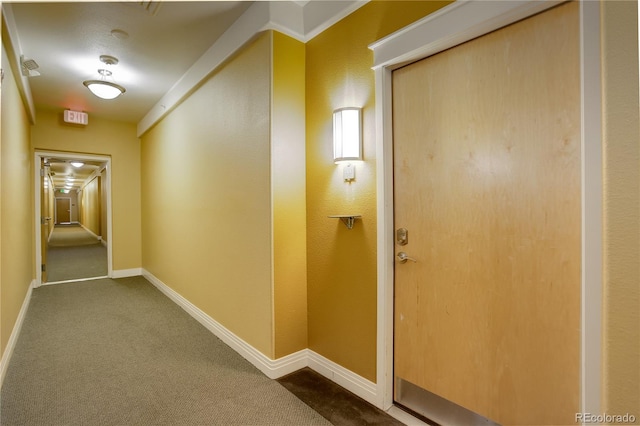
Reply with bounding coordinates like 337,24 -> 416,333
55,198 -> 71,224
35,151 -> 113,285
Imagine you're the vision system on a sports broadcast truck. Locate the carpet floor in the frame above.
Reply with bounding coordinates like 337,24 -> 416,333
0,277 -> 331,426
46,225 -> 107,283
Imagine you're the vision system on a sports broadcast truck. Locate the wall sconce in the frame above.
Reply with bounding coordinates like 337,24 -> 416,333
333,107 -> 362,162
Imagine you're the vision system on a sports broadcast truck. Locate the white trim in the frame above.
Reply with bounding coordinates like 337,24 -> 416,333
34,151 -> 113,286
307,350 -> 378,406
370,0 -> 602,416
111,268 -> 143,279
301,0 -> 369,42
79,223 -> 106,246
1,4 -> 36,123
0,280 -> 34,387
42,276 -> 109,286
140,269 -> 376,402
369,0 -> 563,71
136,1 -> 368,137
136,1 -> 270,137
142,268 -> 293,379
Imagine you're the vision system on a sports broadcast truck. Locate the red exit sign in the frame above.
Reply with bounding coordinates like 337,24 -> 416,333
63,110 -> 88,125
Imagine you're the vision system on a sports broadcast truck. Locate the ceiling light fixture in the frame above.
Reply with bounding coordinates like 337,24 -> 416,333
70,162 -> 84,168
83,55 -> 126,100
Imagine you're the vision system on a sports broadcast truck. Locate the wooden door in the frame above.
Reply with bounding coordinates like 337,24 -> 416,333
392,3 -> 580,425
55,198 -> 71,224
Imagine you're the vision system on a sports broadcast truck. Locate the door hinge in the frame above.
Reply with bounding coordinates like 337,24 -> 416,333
41,264 -> 46,272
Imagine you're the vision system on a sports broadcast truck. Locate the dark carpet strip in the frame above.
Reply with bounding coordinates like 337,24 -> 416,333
278,368 -> 405,426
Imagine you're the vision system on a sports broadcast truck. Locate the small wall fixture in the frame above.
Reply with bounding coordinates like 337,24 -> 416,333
328,215 -> 362,230
333,107 -> 362,162
83,55 -> 126,100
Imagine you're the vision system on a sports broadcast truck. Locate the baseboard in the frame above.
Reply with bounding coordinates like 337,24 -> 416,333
0,280 -> 34,387
141,269 -> 297,379
78,223 -> 101,241
307,349 -> 378,406
111,268 -> 142,279
140,269 -> 380,405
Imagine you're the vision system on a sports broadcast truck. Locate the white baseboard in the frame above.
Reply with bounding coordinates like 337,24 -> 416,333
112,268 -> 142,279
140,268 -> 379,406
308,349 -> 378,406
78,223 -> 101,241
0,280 -> 34,387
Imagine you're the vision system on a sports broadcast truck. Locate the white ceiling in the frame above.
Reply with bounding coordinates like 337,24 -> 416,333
5,1 -> 366,191
45,158 -> 105,193
7,1 -> 254,123
5,1 -> 367,126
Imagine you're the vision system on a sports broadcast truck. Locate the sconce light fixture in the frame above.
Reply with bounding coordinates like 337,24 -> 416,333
333,107 -> 362,162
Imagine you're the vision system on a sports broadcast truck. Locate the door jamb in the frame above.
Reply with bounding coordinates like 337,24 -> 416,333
370,0 -> 602,415
34,151 -> 114,286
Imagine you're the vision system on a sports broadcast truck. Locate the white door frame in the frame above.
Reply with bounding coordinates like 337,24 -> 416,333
370,0 -> 602,416
34,151 -> 114,286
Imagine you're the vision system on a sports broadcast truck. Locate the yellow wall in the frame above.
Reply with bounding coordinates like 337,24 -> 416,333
305,1 -> 452,382
141,33 -> 274,356
80,176 -> 101,237
272,32 -> 308,358
601,0 -> 640,415
31,109 -> 141,272
0,46 -> 34,355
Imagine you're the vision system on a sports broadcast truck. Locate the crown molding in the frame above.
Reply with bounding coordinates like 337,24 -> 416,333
1,4 -> 37,124
137,0 -> 368,137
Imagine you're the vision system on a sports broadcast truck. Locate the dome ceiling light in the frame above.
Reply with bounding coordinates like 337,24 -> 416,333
83,55 -> 126,100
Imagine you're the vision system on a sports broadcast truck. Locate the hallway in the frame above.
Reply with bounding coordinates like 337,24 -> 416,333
46,224 -> 107,283
1,1 -> 637,423
0,277 -> 402,426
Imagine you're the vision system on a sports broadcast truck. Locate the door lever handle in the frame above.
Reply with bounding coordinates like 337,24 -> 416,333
396,252 -> 417,264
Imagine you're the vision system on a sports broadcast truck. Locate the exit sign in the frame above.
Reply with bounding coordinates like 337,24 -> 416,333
63,110 -> 88,125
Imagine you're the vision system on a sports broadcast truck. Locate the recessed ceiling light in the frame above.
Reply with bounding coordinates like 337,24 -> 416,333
111,29 -> 129,40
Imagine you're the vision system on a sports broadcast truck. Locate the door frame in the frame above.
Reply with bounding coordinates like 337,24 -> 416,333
34,151 -> 113,286
370,0 -> 602,416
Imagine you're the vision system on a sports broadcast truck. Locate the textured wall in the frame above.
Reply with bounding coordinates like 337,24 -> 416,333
80,177 -> 101,237
601,0 -> 640,417
272,31 -> 308,358
305,1 -> 452,382
141,33 -> 274,356
0,47 -> 34,355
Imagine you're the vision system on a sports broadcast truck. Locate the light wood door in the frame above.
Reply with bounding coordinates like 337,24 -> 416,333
55,198 -> 71,224
392,3 -> 580,425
